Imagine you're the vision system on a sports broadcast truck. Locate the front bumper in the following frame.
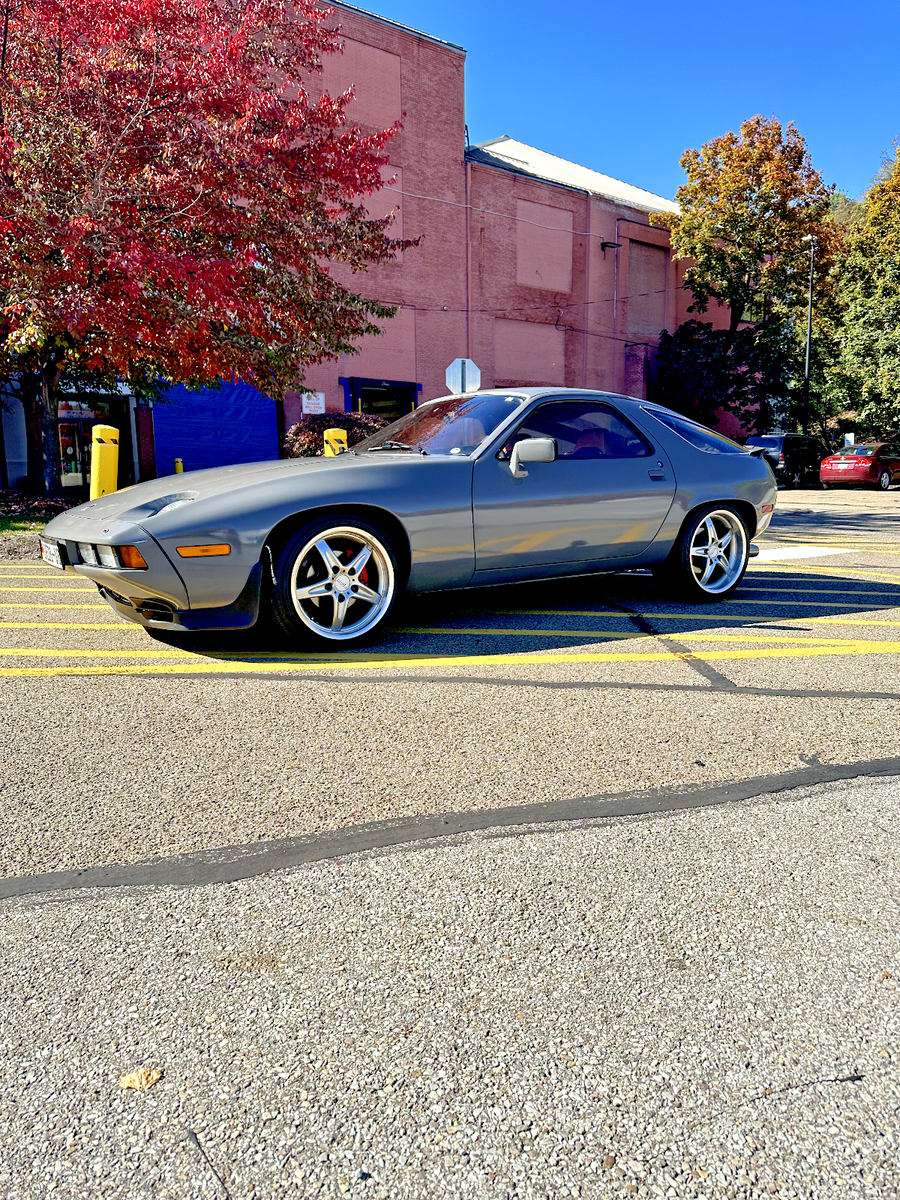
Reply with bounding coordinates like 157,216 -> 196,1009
97,563 -> 264,632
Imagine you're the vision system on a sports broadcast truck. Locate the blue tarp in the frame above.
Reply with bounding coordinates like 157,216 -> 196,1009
153,380 -> 279,475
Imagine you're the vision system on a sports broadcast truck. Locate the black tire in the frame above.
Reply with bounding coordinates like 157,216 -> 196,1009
877,470 -> 892,491
653,504 -> 750,603
265,516 -> 400,648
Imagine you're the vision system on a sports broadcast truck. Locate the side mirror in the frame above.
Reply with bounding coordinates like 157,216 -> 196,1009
510,437 -> 557,478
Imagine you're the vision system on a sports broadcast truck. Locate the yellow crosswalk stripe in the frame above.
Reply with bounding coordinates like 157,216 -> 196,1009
0,622 -> 139,630
750,564 -> 900,585
400,628 -> 863,646
0,648 -> 192,658
0,603 -> 108,610
2,640 -> 900,677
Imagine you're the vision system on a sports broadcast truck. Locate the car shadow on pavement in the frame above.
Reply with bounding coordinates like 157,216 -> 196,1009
144,566 -> 900,665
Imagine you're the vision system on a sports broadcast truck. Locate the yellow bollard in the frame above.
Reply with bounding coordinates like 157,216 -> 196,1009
323,427 -> 348,457
89,425 -> 119,500
174,458 -> 183,474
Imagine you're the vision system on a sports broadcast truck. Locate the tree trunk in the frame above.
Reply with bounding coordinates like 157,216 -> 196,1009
39,356 -> 64,495
20,357 -> 64,495
20,373 -> 45,494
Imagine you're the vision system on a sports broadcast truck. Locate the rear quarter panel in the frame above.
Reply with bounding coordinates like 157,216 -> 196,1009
624,411 -> 776,558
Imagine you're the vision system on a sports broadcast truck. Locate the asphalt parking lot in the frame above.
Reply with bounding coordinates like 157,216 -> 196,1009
1,489 -> 899,1199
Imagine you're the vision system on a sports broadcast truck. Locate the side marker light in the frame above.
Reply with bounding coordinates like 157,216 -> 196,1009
119,546 -> 149,570
176,544 -> 232,558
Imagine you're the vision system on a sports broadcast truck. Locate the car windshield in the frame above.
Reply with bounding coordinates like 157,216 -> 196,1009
355,393 -> 526,456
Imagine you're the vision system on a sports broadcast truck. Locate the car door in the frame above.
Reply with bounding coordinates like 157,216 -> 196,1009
883,445 -> 900,480
472,398 -> 676,573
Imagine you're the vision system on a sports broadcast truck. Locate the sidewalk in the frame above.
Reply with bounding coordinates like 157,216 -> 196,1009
1,776 -> 898,1199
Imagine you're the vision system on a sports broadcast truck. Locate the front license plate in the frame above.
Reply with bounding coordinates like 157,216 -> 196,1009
40,539 -> 63,569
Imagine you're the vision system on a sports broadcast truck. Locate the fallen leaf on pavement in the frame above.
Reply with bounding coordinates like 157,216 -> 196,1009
119,1067 -> 162,1091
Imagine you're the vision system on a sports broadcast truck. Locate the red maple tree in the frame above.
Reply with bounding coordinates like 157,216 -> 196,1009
0,0 -> 405,491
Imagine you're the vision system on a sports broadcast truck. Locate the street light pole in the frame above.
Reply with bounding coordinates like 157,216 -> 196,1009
802,236 -> 815,436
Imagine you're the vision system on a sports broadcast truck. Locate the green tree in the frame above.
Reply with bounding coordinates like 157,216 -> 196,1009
839,149 -> 900,429
652,116 -> 837,331
650,116 -> 839,430
654,320 -> 787,429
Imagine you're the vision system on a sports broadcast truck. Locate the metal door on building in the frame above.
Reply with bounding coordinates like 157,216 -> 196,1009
56,395 -> 135,494
339,376 -> 422,422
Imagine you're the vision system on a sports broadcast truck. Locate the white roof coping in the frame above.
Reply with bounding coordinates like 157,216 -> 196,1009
328,1 -> 465,53
471,136 -> 679,214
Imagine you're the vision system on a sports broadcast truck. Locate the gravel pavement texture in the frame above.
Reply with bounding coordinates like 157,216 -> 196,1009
0,775 -> 898,1200
3,491 -> 900,878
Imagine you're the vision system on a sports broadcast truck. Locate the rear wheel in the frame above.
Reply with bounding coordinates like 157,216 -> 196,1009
877,469 -> 892,490
653,505 -> 749,603
266,517 -> 400,648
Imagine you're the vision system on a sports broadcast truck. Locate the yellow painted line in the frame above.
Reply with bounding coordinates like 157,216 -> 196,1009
804,615 -> 900,629
760,545 -> 900,555
3,641 -> 900,678
750,564 -> 900,585
521,609 -> 891,624
402,626 -> 637,639
0,648 -> 194,659
0,587 -> 96,593
400,627 -> 864,647
0,622 -> 141,630
0,603 -> 108,610
737,585 -> 900,598
725,597 -> 888,609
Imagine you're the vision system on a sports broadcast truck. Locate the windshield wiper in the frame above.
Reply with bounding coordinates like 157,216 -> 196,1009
368,440 -> 427,455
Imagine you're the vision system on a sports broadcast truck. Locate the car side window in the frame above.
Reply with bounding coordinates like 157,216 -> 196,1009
500,402 -> 651,460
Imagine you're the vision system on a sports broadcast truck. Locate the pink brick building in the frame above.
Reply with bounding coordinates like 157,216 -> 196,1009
287,1 -> 728,431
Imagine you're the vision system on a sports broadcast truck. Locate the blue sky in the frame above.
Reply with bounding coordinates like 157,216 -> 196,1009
347,0 -> 899,202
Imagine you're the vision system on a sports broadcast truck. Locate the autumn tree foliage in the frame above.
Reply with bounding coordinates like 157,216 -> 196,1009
0,0 -> 406,491
651,117 -> 839,429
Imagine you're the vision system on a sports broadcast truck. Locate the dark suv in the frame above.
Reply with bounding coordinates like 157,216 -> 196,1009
744,433 -> 831,488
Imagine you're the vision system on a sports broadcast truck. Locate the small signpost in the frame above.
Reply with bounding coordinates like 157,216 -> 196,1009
301,391 -> 326,415
445,358 -> 481,394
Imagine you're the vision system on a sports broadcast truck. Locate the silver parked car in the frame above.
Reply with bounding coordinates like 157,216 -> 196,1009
41,389 -> 777,648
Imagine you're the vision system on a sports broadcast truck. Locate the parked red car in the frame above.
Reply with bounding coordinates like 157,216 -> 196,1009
820,443 -> 900,490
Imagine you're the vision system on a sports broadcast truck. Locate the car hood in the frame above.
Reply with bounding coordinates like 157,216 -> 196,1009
60,453 -> 401,523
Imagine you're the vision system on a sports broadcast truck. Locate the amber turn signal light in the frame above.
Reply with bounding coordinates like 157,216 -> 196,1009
176,544 -> 232,558
119,545 -> 149,569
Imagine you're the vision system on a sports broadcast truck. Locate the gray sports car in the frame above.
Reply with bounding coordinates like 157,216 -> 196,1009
41,389 -> 776,648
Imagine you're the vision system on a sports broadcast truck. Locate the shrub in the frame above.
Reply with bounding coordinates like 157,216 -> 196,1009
283,412 -> 391,458
0,489 -> 76,517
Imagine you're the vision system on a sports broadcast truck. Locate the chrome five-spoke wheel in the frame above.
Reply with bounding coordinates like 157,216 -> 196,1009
268,518 -> 399,647
687,509 -> 747,595
654,505 -> 749,602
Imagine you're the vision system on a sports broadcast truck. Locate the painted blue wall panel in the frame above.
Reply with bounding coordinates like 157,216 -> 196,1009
153,380 -> 278,475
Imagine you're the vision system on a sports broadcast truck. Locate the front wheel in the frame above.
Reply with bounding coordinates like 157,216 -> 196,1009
877,470 -> 892,491
653,506 -> 750,603
266,517 -> 400,648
